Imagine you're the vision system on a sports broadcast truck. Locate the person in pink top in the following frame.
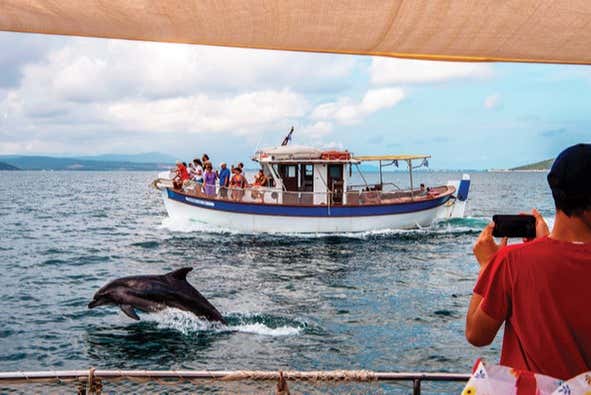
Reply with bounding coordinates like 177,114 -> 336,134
467,143 -> 591,380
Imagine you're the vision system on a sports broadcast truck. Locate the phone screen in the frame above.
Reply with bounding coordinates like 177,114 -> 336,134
492,215 -> 536,238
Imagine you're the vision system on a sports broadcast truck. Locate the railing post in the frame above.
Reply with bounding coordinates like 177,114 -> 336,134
413,378 -> 421,395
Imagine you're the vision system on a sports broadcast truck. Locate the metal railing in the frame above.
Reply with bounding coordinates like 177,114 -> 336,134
0,369 -> 471,395
178,185 -> 335,206
154,178 -> 452,207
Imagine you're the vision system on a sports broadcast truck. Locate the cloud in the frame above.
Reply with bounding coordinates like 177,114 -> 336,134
0,33 -> 66,88
299,121 -> 333,139
0,34 -> 364,155
311,88 -> 405,124
484,94 -> 502,110
106,89 -> 308,134
16,38 -> 358,102
370,58 -> 493,85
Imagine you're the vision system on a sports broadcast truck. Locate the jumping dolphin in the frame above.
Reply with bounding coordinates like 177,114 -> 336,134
88,267 -> 226,324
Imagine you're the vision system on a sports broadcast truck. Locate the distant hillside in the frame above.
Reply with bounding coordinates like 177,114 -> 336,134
73,152 -> 177,164
0,155 -> 173,171
0,161 -> 19,170
511,158 -> 554,171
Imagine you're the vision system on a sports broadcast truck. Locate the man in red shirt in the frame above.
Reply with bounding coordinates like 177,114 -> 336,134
466,143 -> 591,380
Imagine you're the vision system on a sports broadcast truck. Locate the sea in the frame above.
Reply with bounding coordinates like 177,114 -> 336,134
0,170 -> 554,393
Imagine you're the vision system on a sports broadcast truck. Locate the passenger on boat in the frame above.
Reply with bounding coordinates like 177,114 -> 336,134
202,154 -> 210,168
253,169 -> 268,187
218,162 -> 230,198
203,162 -> 217,196
192,159 -> 204,186
172,161 -> 190,190
229,167 -> 246,201
467,143 -> 591,380
250,169 -> 268,201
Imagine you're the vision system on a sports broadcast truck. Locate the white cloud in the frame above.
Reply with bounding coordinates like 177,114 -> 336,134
107,89 -> 309,134
484,93 -> 502,110
0,35 -> 362,155
370,58 -> 493,85
299,121 -> 334,140
311,88 -> 405,124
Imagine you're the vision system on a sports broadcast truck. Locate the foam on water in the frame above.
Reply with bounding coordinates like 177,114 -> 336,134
160,215 -> 490,239
147,308 -> 303,337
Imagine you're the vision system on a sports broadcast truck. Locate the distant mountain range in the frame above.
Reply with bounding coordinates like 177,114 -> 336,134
0,161 -> 19,170
0,153 -> 175,171
511,158 -> 554,171
72,152 -> 177,164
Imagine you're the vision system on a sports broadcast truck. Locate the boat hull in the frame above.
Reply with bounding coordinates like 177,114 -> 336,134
161,188 -> 456,233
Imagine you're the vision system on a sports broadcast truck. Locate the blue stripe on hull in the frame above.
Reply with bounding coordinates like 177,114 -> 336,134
166,189 -> 451,217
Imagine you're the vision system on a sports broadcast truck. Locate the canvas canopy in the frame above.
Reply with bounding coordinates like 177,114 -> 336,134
1,0 -> 591,65
354,155 -> 431,162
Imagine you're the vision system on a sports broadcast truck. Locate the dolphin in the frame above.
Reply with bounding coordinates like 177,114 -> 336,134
88,267 -> 226,324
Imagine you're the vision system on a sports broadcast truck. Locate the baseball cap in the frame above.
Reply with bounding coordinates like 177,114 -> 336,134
547,143 -> 591,199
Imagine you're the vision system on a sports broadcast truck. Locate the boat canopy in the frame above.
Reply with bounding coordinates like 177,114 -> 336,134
256,145 -> 322,161
2,1 -> 591,65
354,155 -> 431,162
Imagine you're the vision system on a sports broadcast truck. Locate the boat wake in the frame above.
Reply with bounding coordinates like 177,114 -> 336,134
160,215 -> 494,239
146,308 -> 305,337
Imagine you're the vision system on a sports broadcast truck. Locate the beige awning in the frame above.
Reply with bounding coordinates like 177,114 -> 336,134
1,1 -> 591,64
354,155 -> 431,162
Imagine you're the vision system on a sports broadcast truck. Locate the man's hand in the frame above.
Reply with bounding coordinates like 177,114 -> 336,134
532,208 -> 550,239
520,208 -> 550,242
473,223 -> 507,268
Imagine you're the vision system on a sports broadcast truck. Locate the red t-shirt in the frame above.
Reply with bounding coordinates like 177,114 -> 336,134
474,236 -> 591,380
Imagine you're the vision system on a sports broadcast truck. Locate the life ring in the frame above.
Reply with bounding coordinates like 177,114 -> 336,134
320,150 -> 351,160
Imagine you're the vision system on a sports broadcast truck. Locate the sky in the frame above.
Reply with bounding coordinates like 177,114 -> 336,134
0,32 -> 589,169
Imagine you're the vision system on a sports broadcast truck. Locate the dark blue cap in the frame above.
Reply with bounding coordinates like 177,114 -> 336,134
547,143 -> 591,197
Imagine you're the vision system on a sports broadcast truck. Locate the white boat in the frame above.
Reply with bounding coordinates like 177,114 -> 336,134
153,145 -> 470,233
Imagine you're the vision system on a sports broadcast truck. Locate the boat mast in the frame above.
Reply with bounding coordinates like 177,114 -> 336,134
378,160 -> 383,189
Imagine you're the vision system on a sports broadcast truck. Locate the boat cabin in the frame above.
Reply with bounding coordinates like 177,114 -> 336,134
253,146 -> 358,205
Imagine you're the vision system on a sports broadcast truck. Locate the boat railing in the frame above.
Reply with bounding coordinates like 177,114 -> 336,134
344,186 -> 448,206
0,368 -> 471,394
168,183 -> 451,206
347,182 -> 403,191
180,186 -> 334,206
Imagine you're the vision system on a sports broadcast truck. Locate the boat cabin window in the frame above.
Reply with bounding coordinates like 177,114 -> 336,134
287,165 -> 296,178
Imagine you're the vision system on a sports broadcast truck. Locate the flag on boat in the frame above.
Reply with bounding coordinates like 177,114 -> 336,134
281,127 -> 294,146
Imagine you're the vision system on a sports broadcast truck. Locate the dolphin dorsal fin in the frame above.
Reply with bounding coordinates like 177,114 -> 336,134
167,267 -> 193,281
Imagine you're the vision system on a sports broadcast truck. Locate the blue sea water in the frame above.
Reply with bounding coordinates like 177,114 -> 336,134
0,170 -> 554,393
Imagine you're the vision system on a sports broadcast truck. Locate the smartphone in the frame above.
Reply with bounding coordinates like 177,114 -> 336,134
492,215 -> 536,238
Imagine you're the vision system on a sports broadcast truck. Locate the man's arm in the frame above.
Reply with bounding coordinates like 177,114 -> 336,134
465,222 -> 507,346
466,293 -> 503,346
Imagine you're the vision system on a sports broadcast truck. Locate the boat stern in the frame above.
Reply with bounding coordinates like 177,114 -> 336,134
437,174 -> 470,219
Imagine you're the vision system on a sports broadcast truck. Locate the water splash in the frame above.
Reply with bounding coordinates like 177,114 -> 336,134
146,308 -> 304,337
159,215 -> 490,239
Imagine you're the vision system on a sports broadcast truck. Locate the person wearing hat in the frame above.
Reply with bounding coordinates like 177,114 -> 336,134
466,143 -> 591,380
